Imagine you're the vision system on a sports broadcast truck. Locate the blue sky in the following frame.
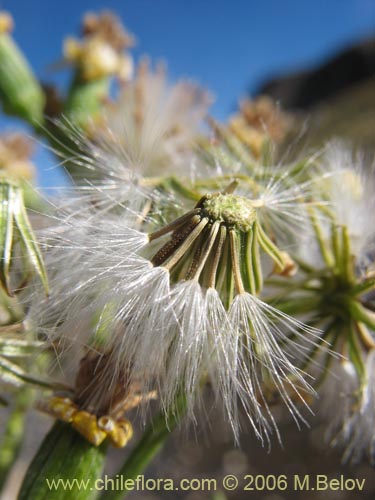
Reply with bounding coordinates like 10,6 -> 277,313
0,0 -> 374,187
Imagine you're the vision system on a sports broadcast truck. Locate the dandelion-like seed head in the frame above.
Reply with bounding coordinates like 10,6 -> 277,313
27,153 -> 330,447
28,99 -> 340,449
147,180 -> 293,307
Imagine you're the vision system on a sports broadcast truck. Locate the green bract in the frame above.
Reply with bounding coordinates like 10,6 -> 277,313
0,180 -> 48,296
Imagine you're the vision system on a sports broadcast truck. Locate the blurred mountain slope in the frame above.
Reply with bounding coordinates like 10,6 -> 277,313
256,38 -> 375,152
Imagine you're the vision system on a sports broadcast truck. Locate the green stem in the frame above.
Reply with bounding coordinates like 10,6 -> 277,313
0,388 -> 30,491
291,256 -> 316,274
331,223 -> 342,274
347,322 -> 366,382
101,394 -> 187,500
19,421 -> 107,500
63,74 -> 110,129
341,225 -> 354,283
270,296 -> 321,316
40,73 -> 111,183
166,177 -> 202,201
355,321 -> 375,350
0,287 -> 24,323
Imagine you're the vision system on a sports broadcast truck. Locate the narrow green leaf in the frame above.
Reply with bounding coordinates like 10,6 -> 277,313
0,355 -> 59,390
12,186 -> 49,295
0,181 -> 14,294
0,355 -> 25,387
0,337 -> 44,357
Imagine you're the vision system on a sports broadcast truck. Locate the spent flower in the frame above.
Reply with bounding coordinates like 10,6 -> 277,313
228,96 -> 293,157
268,143 -> 375,463
28,149 -> 330,446
0,133 -> 36,182
63,11 -> 134,82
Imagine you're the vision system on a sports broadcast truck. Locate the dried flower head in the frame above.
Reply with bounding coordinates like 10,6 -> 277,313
228,96 -> 293,157
40,345 -> 157,447
28,160 -> 328,446
0,11 -> 13,34
0,133 -> 36,181
93,60 -> 212,174
52,61 -> 212,209
81,11 -> 135,51
63,11 -> 134,81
